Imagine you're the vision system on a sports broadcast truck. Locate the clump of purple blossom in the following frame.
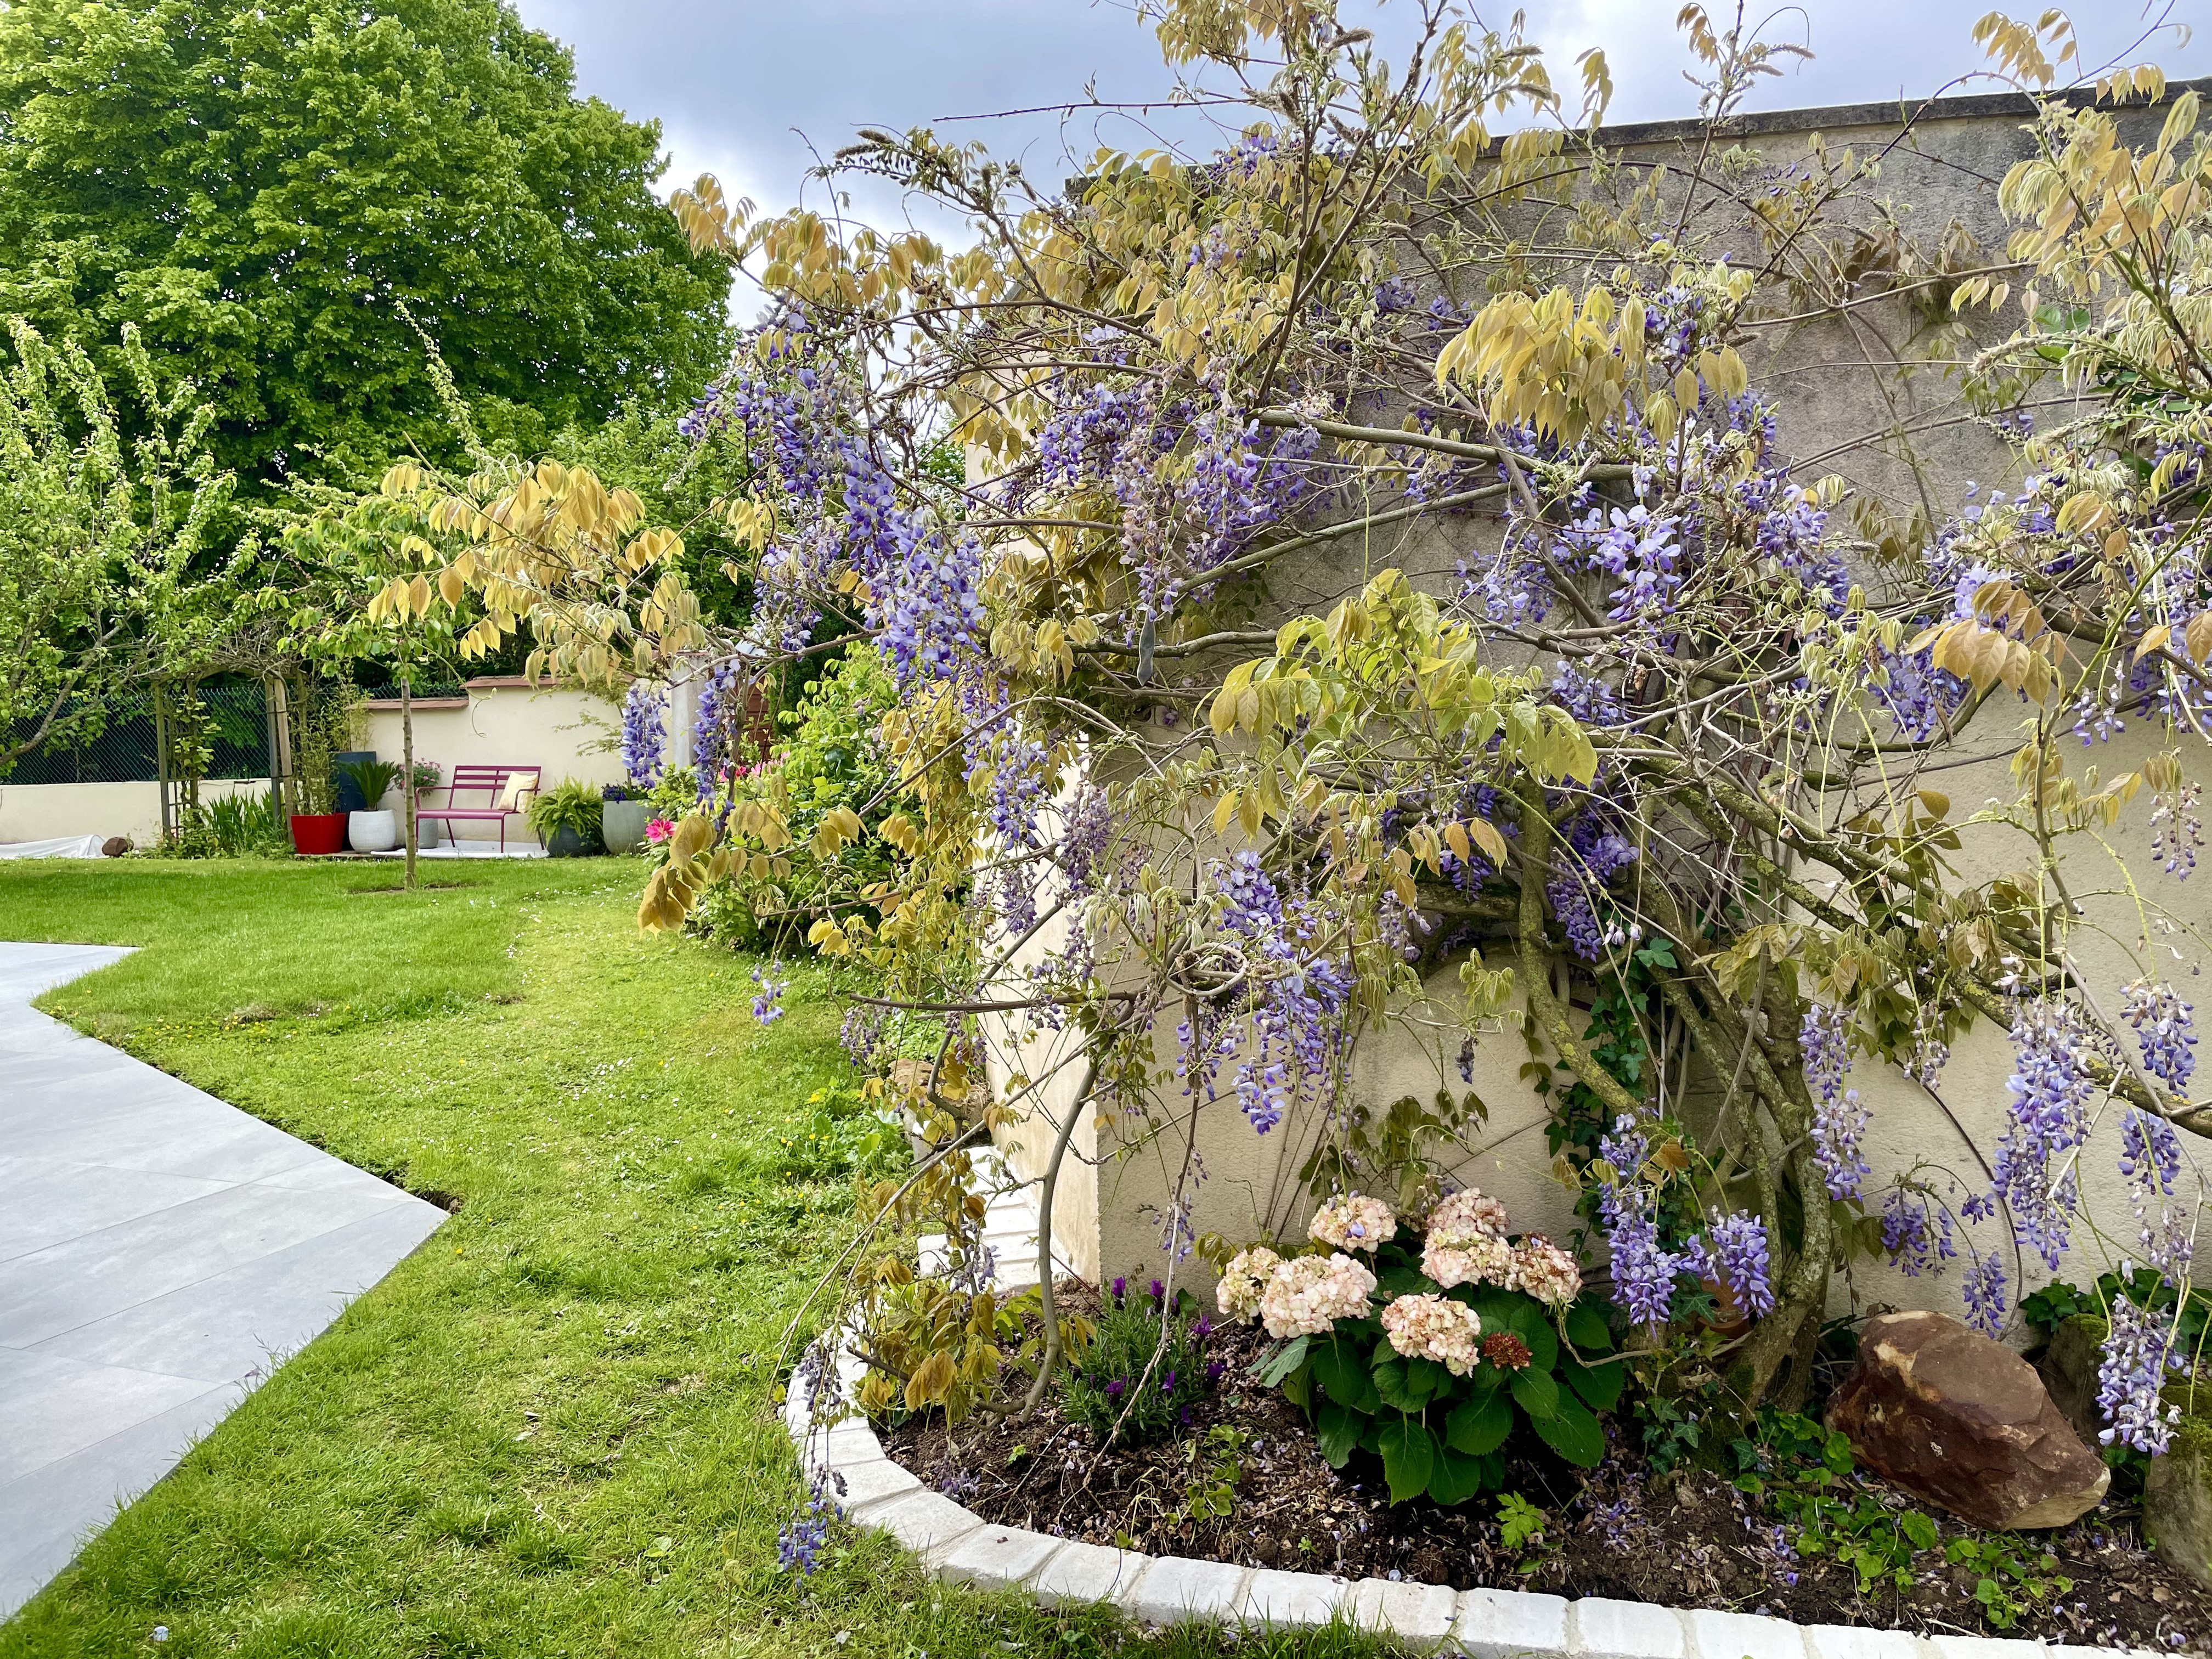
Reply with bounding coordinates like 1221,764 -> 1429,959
777,1475 -> 841,1573
1693,1211 -> 1775,1318
1880,1186 -> 1957,1278
1961,1253 -> 2008,1338
1988,997 -> 2096,1269
1596,1116 -> 1685,1326
1801,1003 -> 1870,1199
752,965 -> 788,1025
2097,1287 -> 2183,1455
620,681 -> 665,790
2124,978 -> 2198,1093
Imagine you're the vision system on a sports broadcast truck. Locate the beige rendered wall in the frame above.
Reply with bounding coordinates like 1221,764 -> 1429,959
0,777 -> 269,848
360,679 -> 625,840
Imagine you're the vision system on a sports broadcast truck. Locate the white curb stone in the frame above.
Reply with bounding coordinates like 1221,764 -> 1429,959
1028,1539 -> 1150,1609
1574,1597 -> 1692,1659
786,1347 -> 2154,1659
1234,1567 -> 1346,1628
1458,1587 -> 1573,1658
1803,1626 -> 1926,1659
1350,1576 -> 1458,1647
1121,1555 -> 1251,1625
1685,1607 -> 1810,1659
830,1455 -> 923,1510
851,1488 -> 982,1567
938,1526 -> 1066,1593
1929,1639 -> 2043,1659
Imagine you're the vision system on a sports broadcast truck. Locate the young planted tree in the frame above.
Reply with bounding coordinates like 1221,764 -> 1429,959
0,317 -> 246,776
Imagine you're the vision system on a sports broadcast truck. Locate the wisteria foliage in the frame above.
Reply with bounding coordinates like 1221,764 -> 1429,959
346,2 -> 2212,1459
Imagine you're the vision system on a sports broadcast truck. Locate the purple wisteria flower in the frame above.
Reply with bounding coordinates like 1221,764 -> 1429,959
620,681 -> 665,790
2097,1287 -> 2183,1455
1694,1212 -> 1775,1318
1961,1254 -> 2008,1338
752,965 -> 788,1025
1880,1187 -> 1957,1278
1987,997 -> 2096,1270
1801,1003 -> 1870,1199
2124,978 -> 2198,1093
777,1475 -> 841,1573
1597,1116 -> 1685,1326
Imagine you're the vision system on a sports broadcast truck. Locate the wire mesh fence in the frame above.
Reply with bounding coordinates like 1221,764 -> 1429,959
3,682 -> 273,786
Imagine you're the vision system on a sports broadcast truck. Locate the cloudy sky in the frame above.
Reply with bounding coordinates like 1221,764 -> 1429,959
510,0 -> 2207,230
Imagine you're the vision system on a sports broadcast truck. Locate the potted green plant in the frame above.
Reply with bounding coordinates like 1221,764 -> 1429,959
601,782 -> 651,854
285,678 -> 356,855
336,756 -> 403,853
410,759 -> 444,848
527,778 -> 604,857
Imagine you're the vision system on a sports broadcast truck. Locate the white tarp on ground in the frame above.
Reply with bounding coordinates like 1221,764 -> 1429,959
0,836 -> 105,860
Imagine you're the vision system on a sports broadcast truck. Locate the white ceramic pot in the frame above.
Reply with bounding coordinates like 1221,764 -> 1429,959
348,809 -> 399,853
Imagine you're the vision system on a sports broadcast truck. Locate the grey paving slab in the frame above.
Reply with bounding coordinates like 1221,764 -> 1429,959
0,941 -> 445,1623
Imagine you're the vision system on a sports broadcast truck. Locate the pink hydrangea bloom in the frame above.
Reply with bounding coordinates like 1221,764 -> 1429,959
1426,1186 -> 1510,1245
1381,1293 -> 1485,1374
1258,1252 -> 1376,1339
1423,1231 -> 1517,1291
1216,1245 -> 1283,1323
1513,1235 -> 1583,1306
1308,1193 -> 1397,1253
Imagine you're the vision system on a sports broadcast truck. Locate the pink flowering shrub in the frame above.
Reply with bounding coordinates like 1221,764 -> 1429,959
1223,1188 -> 1621,1505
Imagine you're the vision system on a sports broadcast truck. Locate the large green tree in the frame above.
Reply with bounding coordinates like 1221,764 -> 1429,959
0,0 -> 730,493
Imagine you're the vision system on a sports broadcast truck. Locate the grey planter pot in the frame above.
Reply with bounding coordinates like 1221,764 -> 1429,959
545,824 -> 600,858
601,799 -> 651,855
348,809 -> 398,853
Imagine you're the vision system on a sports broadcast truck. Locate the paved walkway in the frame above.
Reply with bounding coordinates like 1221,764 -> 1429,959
0,943 -> 446,1618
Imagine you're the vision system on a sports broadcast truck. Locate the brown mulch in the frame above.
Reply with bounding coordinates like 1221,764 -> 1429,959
877,1295 -> 2211,1651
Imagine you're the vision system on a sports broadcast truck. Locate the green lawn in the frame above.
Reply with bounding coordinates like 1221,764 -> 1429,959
0,860 -> 1382,1659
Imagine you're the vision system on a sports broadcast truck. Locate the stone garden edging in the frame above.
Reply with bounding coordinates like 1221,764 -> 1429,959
782,1359 -> 2158,1659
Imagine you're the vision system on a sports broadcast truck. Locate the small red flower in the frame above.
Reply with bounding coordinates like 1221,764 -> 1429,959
1481,1331 -> 1533,1370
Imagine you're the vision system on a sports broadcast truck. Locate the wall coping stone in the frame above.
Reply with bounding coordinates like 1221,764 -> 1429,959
785,1363 -> 2164,1658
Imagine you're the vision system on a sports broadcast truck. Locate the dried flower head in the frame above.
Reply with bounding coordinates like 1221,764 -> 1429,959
1512,1236 -> 1583,1307
1482,1331 -> 1533,1370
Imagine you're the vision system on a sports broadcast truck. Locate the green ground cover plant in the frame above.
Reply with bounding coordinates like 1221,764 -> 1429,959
0,861 -> 1387,1659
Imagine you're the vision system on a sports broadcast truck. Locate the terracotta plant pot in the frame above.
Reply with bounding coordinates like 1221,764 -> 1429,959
289,813 -> 346,856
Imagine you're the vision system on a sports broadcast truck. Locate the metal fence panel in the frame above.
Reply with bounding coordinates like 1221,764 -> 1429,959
4,684 -> 270,786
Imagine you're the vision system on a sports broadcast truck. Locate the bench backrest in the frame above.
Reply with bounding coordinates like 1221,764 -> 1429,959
437,764 -> 540,808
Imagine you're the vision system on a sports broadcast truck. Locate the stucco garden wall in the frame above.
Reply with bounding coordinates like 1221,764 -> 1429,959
0,777 -> 269,848
982,81 -> 2212,1332
359,678 -> 624,835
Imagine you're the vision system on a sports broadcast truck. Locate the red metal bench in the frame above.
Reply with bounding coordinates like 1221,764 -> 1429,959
415,764 -> 541,854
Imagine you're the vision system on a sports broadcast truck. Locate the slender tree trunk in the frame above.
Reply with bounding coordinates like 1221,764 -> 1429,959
402,667 -> 418,891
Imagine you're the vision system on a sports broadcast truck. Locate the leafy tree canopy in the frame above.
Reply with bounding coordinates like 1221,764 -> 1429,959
0,0 -> 732,495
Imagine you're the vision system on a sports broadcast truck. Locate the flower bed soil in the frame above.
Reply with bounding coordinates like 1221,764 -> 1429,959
878,1300 -> 2210,1651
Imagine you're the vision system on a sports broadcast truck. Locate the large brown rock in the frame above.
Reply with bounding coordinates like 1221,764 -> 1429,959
1827,1310 -> 2111,1530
